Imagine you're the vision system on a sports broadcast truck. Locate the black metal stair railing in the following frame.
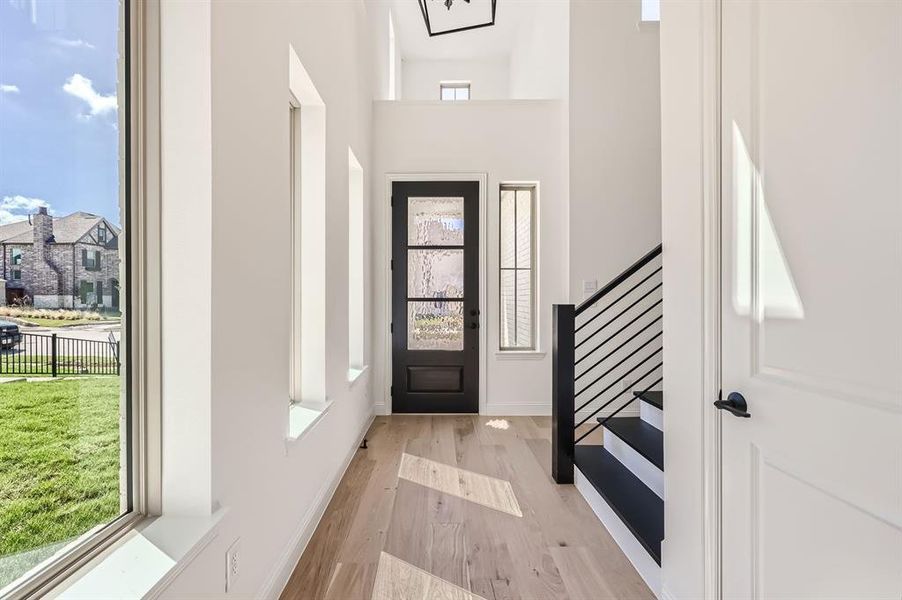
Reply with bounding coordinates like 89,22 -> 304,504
552,244 -> 663,483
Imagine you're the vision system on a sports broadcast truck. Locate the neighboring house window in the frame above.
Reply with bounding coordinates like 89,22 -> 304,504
11,269 -> 21,281
97,224 -> 107,243
440,81 -> 470,101
11,248 -> 22,265
96,280 -> 104,305
0,0 -> 146,594
79,280 -> 95,305
641,0 -> 660,22
348,148 -> 365,378
83,249 -> 101,271
499,184 -> 536,351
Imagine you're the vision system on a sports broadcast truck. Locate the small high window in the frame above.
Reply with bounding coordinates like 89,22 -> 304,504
11,269 -> 21,281
499,184 -> 536,351
11,247 -> 22,265
641,0 -> 660,22
97,224 -> 107,243
440,82 -> 470,101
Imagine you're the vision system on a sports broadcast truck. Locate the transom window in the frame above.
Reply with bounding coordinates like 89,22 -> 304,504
440,81 -> 470,101
499,184 -> 536,351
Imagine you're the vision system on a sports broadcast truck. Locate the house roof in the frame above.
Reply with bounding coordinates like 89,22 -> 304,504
0,212 -> 120,245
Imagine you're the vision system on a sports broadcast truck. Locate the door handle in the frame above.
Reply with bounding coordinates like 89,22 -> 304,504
469,322 -> 479,329
714,391 -> 751,418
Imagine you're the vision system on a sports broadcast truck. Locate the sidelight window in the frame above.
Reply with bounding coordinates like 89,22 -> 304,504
499,184 -> 536,351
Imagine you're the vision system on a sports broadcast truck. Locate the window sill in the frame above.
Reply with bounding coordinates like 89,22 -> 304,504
495,350 -> 546,360
54,509 -> 226,599
347,365 -> 369,387
286,398 -> 332,449
636,20 -> 660,32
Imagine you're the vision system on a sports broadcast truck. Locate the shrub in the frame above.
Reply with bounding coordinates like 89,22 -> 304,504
0,306 -> 106,322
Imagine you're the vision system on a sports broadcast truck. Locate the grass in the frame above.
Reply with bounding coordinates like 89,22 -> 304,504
0,377 -> 121,586
18,318 -> 102,328
0,354 -> 118,377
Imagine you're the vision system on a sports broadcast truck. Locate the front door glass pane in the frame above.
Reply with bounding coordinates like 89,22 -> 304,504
408,249 -> 464,299
407,197 -> 464,246
408,301 -> 464,351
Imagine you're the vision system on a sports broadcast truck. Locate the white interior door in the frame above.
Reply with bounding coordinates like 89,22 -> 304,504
720,1 -> 902,598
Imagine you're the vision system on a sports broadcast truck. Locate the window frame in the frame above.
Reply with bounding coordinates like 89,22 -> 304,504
11,268 -> 21,281
11,247 -> 22,265
440,81 -> 471,101
98,224 -> 108,243
498,183 -> 537,352
2,0 -> 158,596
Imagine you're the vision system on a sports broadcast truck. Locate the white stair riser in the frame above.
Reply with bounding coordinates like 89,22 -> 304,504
575,467 -> 662,599
640,402 -> 663,431
603,427 -> 664,499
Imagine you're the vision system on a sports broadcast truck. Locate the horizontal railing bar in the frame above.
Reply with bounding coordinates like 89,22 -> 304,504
575,349 -> 662,413
576,266 -> 662,333
575,244 -> 662,316
575,315 -> 662,379
575,281 -> 663,350
599,376 -> 664,427
575,331 -> 662,396
575,299 -> 663,364
575,362 -> 663,428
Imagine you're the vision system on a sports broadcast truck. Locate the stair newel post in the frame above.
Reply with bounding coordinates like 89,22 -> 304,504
552,303 -> 575,484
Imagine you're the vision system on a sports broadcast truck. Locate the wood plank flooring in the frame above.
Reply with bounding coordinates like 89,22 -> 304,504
281,416 -> 653,600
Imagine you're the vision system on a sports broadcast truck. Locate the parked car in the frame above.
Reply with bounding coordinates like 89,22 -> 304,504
0,320 -> 22,349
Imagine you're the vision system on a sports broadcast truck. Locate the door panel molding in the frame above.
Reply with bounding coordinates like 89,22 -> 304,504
382,173 -> 488,414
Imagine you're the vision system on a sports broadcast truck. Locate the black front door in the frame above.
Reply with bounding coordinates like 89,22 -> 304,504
392,181 -> 479,413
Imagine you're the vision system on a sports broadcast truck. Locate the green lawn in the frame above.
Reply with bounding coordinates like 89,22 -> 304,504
0,378 -> 121,586
20,318 -> 104,328
0,354 -> 118,377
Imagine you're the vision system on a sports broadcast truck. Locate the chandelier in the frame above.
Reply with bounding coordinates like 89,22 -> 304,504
418,0 -> 497,37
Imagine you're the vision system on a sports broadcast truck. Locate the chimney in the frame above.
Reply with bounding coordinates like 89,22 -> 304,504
33,207 -> 53,258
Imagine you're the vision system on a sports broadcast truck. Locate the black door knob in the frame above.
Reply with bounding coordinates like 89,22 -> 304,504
714,391 -> 751,418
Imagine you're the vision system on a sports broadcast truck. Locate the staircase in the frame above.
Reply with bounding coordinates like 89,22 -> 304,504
552,245 -> 664,595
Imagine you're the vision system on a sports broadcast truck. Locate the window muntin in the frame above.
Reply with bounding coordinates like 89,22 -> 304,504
0,0 -> 136,593
499,185 -> 536,350
11,248 -> 22,265
440,82 -> 470,101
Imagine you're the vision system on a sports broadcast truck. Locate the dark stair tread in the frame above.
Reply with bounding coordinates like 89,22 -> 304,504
598,416 -> 664,471
574,445 -> 664,565
634,390 -> 663,410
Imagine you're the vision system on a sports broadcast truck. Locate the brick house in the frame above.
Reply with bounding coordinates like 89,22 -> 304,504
0,208 -> 121,310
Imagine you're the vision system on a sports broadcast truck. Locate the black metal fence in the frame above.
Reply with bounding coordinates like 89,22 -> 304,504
0,332 -> 120,377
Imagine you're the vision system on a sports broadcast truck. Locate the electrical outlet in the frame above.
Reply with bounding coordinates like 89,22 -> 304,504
225,538 -> 241,593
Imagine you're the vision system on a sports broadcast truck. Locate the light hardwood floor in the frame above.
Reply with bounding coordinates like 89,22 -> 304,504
281,415 -> 653,600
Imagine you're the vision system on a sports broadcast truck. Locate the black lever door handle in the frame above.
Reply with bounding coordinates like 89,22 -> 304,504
714,392 -> 751,418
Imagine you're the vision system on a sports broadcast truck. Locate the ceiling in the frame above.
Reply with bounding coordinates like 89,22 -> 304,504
387,0 -> 538,61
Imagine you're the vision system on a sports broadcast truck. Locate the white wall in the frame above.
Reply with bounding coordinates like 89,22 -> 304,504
509,0 -> 569,99
402,58 -> 510,100
569,0 -> 661,301
369,3 -> 402,100
157,0 -> 375,596
659,1 -> 715,599
372,100 -> 569,415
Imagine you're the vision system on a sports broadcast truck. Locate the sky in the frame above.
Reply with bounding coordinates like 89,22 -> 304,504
0,0 -> 121,226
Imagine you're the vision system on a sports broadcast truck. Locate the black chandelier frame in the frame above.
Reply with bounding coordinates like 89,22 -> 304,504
417,0 -> 498,38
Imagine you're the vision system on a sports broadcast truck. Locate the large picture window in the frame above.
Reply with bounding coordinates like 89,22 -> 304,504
499,184 -> 536,350
0,0 -> 140,594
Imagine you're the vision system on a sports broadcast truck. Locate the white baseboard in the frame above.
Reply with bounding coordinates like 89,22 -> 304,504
575,466 -> 661,599
374,402 -> 390,416
257,412 -> 375,599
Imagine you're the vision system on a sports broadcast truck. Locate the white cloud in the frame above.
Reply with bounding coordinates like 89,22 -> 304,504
0,196 -> 55,226
62,73 -> 117,118
50,37 -> 96,50
0,84 -> 20,94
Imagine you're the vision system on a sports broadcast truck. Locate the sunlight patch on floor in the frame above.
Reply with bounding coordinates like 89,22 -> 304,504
398,453 -> 523,517
371,551 -> 486,600
485,418 -> 510,430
